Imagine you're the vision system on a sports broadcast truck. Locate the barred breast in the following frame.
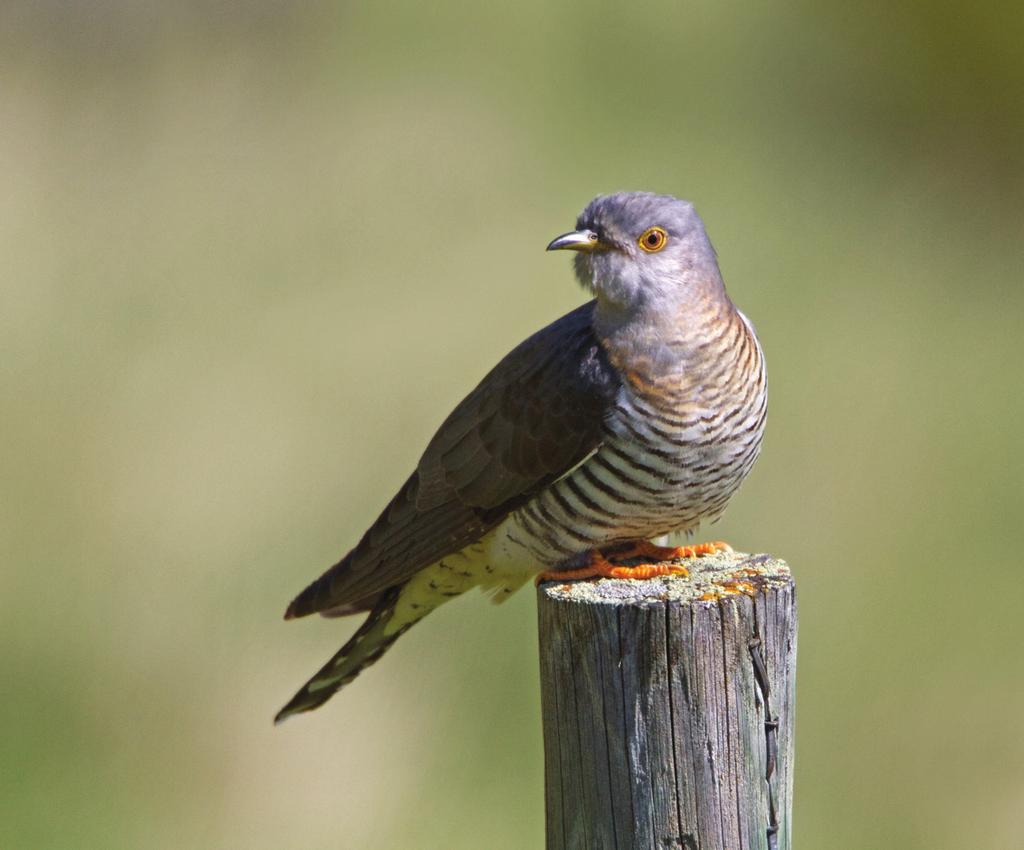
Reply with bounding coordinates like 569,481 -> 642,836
498,305 -> 767,568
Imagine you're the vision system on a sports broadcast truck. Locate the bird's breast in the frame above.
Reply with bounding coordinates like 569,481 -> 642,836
503,308 -> 766,566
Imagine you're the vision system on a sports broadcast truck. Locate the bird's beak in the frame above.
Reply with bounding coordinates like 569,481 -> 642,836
546,229 -> 601,253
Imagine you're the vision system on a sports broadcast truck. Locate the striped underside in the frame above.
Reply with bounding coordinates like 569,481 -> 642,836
504,307 -> 767,565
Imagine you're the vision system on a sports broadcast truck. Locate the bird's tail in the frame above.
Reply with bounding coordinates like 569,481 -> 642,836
275,584 -> 418,724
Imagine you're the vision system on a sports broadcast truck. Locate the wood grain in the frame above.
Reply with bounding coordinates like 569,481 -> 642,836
537,551 -> 796,850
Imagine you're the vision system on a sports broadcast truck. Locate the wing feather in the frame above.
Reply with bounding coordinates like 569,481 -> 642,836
284,301 -> 619,619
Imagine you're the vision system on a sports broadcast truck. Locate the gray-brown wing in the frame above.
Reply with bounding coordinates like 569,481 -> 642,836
284,300 -> 619,619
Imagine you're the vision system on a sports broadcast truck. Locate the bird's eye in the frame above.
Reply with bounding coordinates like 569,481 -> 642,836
638,227 -> 668,253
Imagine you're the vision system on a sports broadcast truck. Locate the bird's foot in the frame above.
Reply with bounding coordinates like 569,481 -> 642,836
535,550 -> 684,584
535,540 -> 732,584
611,539 -> 733,562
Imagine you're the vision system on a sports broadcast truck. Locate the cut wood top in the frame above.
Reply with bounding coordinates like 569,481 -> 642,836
538,551 -> 791,607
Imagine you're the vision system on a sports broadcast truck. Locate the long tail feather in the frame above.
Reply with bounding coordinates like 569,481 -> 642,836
275,585 -> 415,724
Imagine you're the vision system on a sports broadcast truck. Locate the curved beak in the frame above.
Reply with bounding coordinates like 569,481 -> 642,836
546,229 -> 600,253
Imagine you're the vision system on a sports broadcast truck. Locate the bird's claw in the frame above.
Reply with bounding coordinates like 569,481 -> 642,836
535,540 -> 733,584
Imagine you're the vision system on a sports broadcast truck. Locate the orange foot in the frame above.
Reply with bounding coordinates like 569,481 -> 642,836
536,540 -> 733,584
613,539 -> 733,562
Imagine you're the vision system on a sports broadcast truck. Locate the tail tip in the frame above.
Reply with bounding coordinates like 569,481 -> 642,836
274,694 -> 310,726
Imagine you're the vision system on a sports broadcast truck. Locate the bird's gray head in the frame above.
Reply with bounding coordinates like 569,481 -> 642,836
547,192 -> 725,314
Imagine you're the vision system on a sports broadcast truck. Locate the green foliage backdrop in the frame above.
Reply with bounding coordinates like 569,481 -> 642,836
3,2 -> 1022,848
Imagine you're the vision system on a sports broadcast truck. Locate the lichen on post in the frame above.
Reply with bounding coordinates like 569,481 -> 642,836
537,551 -> 796,850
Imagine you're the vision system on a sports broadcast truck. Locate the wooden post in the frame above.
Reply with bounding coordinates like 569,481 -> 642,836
537,551 -> 796,850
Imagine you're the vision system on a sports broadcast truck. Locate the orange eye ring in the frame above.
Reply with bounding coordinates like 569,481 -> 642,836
638,226 -> 668,253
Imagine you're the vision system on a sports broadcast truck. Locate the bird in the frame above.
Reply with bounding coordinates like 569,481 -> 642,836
275,191 -> 767,723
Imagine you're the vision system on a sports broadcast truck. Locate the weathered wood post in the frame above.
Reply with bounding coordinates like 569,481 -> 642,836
537,551 -> 796,850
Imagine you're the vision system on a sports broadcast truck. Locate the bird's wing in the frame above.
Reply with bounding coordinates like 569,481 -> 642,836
284,300 -> 620,618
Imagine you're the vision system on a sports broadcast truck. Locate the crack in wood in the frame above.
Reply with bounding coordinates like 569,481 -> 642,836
749,636 -> 780,849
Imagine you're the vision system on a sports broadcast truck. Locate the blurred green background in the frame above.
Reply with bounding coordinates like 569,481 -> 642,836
3,2 -> 1022,848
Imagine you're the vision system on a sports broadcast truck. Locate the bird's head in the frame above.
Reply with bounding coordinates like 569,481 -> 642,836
547,192 -> 725,314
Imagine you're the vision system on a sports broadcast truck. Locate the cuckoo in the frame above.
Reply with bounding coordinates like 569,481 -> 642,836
276,192 -> 767,723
